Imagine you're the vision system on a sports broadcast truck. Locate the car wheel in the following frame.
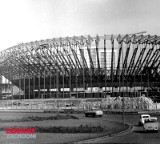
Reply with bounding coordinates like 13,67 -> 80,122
99,115 -> 102,117
92,113 -> 96,117
85,114 -> 88,117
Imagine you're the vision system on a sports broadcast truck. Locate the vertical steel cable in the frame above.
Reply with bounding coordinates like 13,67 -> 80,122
49,71 -> 51,98
24,73 -> 25,99
38,70 -> 40,99
75,44 -> 78,98
140,43 -> 143,96
122,38 -> 125,125
29,76 -> 30,99
11,75 -> 13,100
43,69 -> 45,99
111,35 -> 114,97
33,74 -> 35,99
62,70 -> 64,98
104,35 -> 107,97
18,56 -> 20,99
83,49 -> 85,98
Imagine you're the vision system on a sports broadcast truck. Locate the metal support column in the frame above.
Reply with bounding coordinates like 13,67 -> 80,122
111,35 -> 114,97
104,35 -> 107,96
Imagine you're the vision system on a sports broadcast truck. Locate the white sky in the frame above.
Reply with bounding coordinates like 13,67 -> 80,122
0,0 -> 160,51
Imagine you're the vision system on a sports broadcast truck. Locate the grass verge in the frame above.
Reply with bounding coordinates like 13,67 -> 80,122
0,125 -> 105,133
0,114 -> 78,122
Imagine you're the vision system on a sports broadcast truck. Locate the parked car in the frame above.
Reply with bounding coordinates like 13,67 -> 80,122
85,108 -> 103,117
23,102 -> 30,106
13,100 -> 22,106
139,114 -> 150,125
59,103 -> 78,113
143,117 -> 159,132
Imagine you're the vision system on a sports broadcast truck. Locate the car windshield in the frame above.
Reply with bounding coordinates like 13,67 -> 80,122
143,116 -> 149,118
91,108 -> 99,110
145,119 -> 157,123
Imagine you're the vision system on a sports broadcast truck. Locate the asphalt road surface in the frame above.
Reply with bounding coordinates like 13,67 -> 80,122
82,122 -> 160,144
77,113 -> 160,144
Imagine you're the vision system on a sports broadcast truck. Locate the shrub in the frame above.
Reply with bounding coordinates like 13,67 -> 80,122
35,125 -> 105,133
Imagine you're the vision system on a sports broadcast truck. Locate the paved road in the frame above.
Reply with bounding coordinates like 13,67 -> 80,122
79,123 -> 160,144
96,125 -> 160,144
77,113 -> 160,144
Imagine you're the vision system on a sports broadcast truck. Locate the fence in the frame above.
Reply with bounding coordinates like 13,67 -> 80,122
0,96 -> 158,112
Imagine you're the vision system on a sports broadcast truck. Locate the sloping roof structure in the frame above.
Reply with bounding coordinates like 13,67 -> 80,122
0,32 -> 160,99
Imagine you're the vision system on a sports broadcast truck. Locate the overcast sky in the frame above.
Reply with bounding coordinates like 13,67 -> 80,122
0,0 -> 160,51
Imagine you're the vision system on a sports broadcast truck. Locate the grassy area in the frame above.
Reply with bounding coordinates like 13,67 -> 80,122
0,131 -> 108,144
0,112 -> 129,144
0,125 -> 105,133
0,114 -> 78,122
1,112 -> 160,143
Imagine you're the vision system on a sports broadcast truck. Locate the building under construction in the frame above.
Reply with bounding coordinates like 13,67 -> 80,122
0,33 -> 160,101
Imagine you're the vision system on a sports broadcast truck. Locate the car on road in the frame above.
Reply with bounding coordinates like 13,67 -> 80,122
59,103 -> 78,113
143,117 -> 159,132
139,114 -> 150,125
85,108 -> 103,117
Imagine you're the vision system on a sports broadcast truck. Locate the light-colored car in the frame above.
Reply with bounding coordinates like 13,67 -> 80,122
59,103 -> 78,113
85,108 -> 103,117
143,117 -> 159,132
139,114 -> 150,125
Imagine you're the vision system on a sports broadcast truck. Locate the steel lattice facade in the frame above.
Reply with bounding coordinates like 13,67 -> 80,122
0,33 -> 160,100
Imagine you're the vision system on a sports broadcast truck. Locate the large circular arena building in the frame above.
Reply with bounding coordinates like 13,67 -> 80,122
0,33 -> 160,101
